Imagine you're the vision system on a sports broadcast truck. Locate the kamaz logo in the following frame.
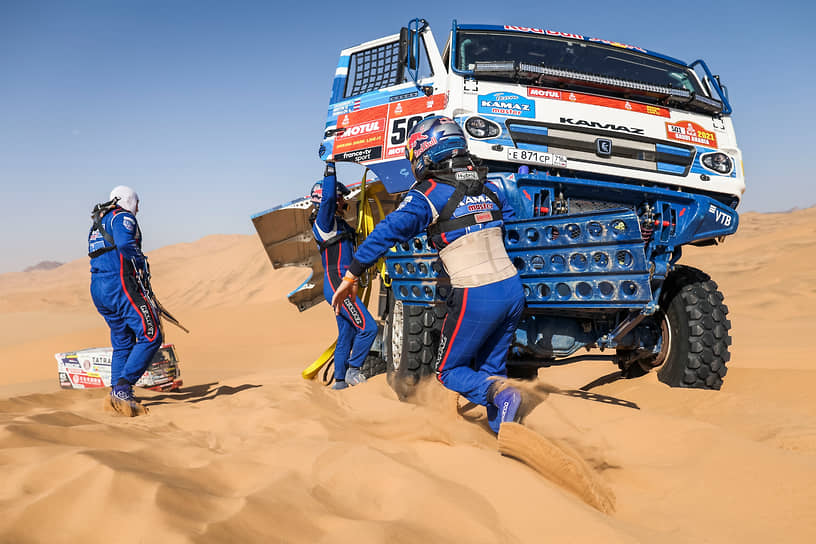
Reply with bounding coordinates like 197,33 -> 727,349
560,117 -> 644,135
481,100 -> 531,112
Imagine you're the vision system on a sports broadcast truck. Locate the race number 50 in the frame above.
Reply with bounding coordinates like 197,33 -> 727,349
390,115 -> 431,145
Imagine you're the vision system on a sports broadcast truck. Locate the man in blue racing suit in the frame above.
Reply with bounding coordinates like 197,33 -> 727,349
88,185 -> 162,416
311,163 -> 377,390
331,116 -> 526,433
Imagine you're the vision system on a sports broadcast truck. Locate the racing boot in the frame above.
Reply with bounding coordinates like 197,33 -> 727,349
109,382 -> 149,417
345,366 -> 367,386
487,381 -> 522,434
331,379 -> 348,390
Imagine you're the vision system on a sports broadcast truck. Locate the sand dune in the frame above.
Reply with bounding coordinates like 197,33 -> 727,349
1,209 -> 815,542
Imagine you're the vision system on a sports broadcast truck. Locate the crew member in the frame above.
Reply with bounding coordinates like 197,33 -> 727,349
88,185 -> 162,416
311,163 -> 377,389
331,116 -> 525,433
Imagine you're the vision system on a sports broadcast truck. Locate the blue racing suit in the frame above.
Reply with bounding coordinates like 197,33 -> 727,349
312,169 -> 377,381
349,166 -> 525,411
88,206 -> 163,386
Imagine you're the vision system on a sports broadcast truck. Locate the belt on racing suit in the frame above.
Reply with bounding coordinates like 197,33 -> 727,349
438,227 -> 517,288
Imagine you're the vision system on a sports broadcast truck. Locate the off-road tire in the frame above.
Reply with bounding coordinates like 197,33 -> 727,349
654,265 -> 732,389
360,353 -> 386,379
384,297 -> 445,399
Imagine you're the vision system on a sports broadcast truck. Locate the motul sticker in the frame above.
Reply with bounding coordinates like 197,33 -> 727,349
665,121 -> 718,148
474,212 -> 493,223
527,87 -> 669,118
334,104 -> 388,156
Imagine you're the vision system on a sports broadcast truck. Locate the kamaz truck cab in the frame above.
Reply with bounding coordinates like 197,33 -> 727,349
255,18 -> 742,392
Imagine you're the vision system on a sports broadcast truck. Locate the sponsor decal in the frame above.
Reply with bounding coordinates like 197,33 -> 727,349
385,94 -> 447,158
61,356 -> 81,366
474,211 -> 493,223
478,92 -> 535,118
331,93 -> 446,163
122,216 -> 136,232
81,358 -> 92,371
138,303 -> 155,339
455,170 -> 480,181
390,91 -> 419,102
504,26 -> 584,40
342,298 -> 363,326
69,373 -> 105,388
708,204 -> 732,227
334,104 -> 388,157
587,37 -> 647,53
435,333 -> 448,369
332,103 -> 350,115
503,26 -> 646,52
467,202 -> 493,212
560,117 -> 644,135
337,146 -> 382,163
527,87 -> 669,118
665,121 -> 718,148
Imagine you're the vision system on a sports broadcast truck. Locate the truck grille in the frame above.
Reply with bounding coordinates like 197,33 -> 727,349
507,120 -> 695,176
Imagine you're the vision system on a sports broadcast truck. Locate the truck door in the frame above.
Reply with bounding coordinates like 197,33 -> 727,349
320,21 -> 447,193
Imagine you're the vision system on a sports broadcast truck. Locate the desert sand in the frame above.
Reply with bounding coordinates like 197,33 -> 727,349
1,209 -> 815,543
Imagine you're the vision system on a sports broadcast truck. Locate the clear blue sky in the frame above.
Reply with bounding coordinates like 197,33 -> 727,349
1,0 -> 813,273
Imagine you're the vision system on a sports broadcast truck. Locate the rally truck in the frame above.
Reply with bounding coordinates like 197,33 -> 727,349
253,19 -> 742,392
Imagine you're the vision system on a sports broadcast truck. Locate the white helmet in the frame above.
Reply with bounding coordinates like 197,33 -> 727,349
109,185 -> 139,214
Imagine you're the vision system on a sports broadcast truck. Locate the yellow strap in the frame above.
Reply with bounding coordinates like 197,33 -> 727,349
302,341 -> 337,380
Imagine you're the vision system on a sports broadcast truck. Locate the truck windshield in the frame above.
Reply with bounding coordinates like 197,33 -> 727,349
456,30 -> 711,106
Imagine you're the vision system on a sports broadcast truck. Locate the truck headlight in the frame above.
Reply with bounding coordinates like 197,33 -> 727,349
465,117 -> 501,139
701,152 -> 733,175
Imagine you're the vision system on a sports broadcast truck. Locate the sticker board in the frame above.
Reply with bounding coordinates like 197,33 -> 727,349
333,94 -> 446,163
56,344 -> 183,391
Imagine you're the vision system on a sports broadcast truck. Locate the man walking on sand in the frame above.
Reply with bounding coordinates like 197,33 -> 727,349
88,186 -> 162,416
331,116 -> 525,433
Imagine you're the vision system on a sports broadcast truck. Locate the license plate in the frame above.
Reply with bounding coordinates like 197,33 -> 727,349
507,148 -> 568,168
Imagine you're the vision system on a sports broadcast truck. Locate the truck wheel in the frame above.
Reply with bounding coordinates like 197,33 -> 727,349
653,266 -> 732,390
385,298 -> 444,399
361,353 -> 386,379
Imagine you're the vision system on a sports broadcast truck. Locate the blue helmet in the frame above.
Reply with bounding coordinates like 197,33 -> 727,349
404,115 -> 468,179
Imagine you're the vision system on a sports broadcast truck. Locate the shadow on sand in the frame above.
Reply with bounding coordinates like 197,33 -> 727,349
143,382 -> 262,407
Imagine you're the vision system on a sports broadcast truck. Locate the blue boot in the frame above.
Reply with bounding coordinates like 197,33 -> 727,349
488,386 -> 521,433
331,380 -> 348,390
345,367 -> 367,386
109,383 -> 148,416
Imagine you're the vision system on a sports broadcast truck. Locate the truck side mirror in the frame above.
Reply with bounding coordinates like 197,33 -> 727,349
399,27 -> 417,71
714,75 -> 729,101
